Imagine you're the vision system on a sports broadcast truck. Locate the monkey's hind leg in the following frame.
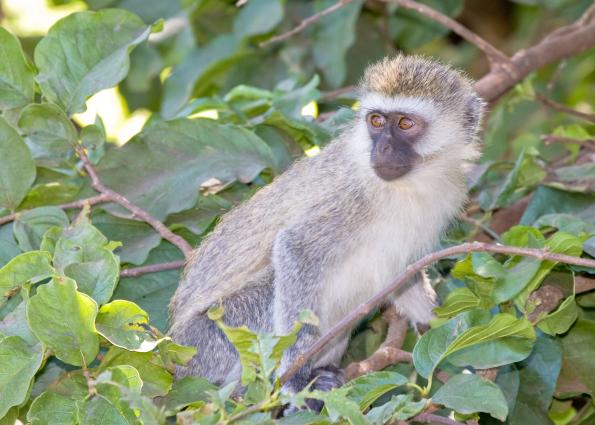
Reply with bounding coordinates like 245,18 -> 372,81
172,283 -> 274,385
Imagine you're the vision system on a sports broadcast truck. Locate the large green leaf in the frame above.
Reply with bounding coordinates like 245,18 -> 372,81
0,251 -> 54,303
433,373 -> 508,421
97,118 -> 275,220
0,116 -> 36,210
51,217 -> 120,305
96,300 -> 164,351
162,376 -> 218,414
346,371 -> 409,410
18,103 -> 78,168
76,395 -> 128,425
312,0 -> 364,88
365,394 -> 426,424
26,276 -> 99,366
161,35 -> 243,119
560,319 -> 595,394
234,0 -> 284,39
413,312 -> 535,380
27,391 -> 79,425
114,242 -> 182,332
0,27 -> 35,110
0,335 -> 44,418
34,9 -> 154,115
13,207 -> 69,252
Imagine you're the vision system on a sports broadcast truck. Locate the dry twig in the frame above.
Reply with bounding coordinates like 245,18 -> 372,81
75,146 -> 193,258
541,134 -> 595,151
536,93 -> 595,123
344,305 -> 411,380
0,194 -> 110,226
120,260 -> 186,278
280,241 -> 595,384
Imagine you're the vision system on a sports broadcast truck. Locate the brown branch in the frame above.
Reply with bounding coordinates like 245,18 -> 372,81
344,305 -> 411,380
536,93 -> 595,123
541,135 -> 595,151
0,194 -> 110,226
475,5 -> 595,102
409,413 -> 465,425
382,0 -> 511,69
260,0 -> 354,47
75,146 -> 193,258
280,242 -> 595,384
120,260 -> 185,278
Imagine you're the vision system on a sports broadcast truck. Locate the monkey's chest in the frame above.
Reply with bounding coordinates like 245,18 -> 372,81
319,217 -> 434,332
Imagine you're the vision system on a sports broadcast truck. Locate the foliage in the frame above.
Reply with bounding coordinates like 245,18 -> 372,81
0,0 -> 594,424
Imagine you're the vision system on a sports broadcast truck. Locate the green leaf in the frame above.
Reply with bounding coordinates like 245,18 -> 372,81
365,394 -> 426,424
537,289 -> 578,336
52,217 -> 120,305
0,251 -> 54,301
95,365 -> 144,424
413,312 -> 535,380
432,373 -> 508,421
114,242 -> 183,332
496,335 -> 562,424
560,319 -> 595,393
0,116 -> 36,210
27,391 -> 79,425
92,211 -> 161,265
311,388 -> 370,425
98,348 -> 172,397
13,207 -> 69,252
434,287 -> 482,318
34,9 -> 153,115
96,300 -> 164,351
234,0 -> 284,38
161,34 -> 242,119
0,335 -> 44,418
76,395 -> 128,425
0,27 -> 35,110
346,371 -> 409,409
18,103 -> 78,168
26,276 -> 99,366
162,376 -> 218,414
97,118 -> 275,220
521,186 -> 594,226
312,0 -> 364,88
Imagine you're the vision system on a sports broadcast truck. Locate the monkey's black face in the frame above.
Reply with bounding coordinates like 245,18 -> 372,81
366,111 -> 426,181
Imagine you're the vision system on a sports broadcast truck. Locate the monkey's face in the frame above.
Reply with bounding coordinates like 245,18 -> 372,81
365,109 -> 427,181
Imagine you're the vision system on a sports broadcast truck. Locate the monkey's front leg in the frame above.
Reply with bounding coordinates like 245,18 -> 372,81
272,230 -> 344,405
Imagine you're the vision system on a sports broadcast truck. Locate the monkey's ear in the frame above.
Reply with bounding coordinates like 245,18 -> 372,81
463,95 -> 485,139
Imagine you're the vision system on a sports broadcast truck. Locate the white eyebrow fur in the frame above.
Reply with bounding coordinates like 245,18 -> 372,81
359,92 -> 438,120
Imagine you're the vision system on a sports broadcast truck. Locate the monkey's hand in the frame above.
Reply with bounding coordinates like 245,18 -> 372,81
282,365 -> 345,415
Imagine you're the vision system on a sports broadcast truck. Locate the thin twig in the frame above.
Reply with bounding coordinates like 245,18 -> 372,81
409,413 -> 465,425
345,305 -> 411,380
536,93 -> 595,123
120,260 -> 185,278
382,0 -> 511,69
459,214 -> 501,242
541,135 -> 595,151
260,0 -> 354,47
0,194 -> 110,226
75,146 -> 193,258
280,242 -> 595,384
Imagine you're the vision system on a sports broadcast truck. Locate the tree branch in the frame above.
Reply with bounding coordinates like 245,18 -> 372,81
344,305 -> 411,380
536,93 -> 595,123
120,260 -> 185,278
541,134 -> 595,151
75,146 -> 193,258
475,6 -> 595,102
0,194 -> 110,226
280,241 -> 595,384
382,0 -> 511,69
260,0 -> 354,47
408,413 -> 465,425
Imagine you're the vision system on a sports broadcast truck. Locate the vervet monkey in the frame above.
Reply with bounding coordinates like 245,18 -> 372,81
169,55 -> 484,398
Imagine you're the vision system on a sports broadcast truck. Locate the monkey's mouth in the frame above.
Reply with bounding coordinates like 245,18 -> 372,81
373,164 -> 412,181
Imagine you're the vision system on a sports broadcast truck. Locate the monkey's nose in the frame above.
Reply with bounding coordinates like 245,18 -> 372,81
379,142 -> 392,155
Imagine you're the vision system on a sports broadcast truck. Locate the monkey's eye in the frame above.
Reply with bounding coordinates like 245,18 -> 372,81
367,113 -> 386,129
398,117 -> 415,130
